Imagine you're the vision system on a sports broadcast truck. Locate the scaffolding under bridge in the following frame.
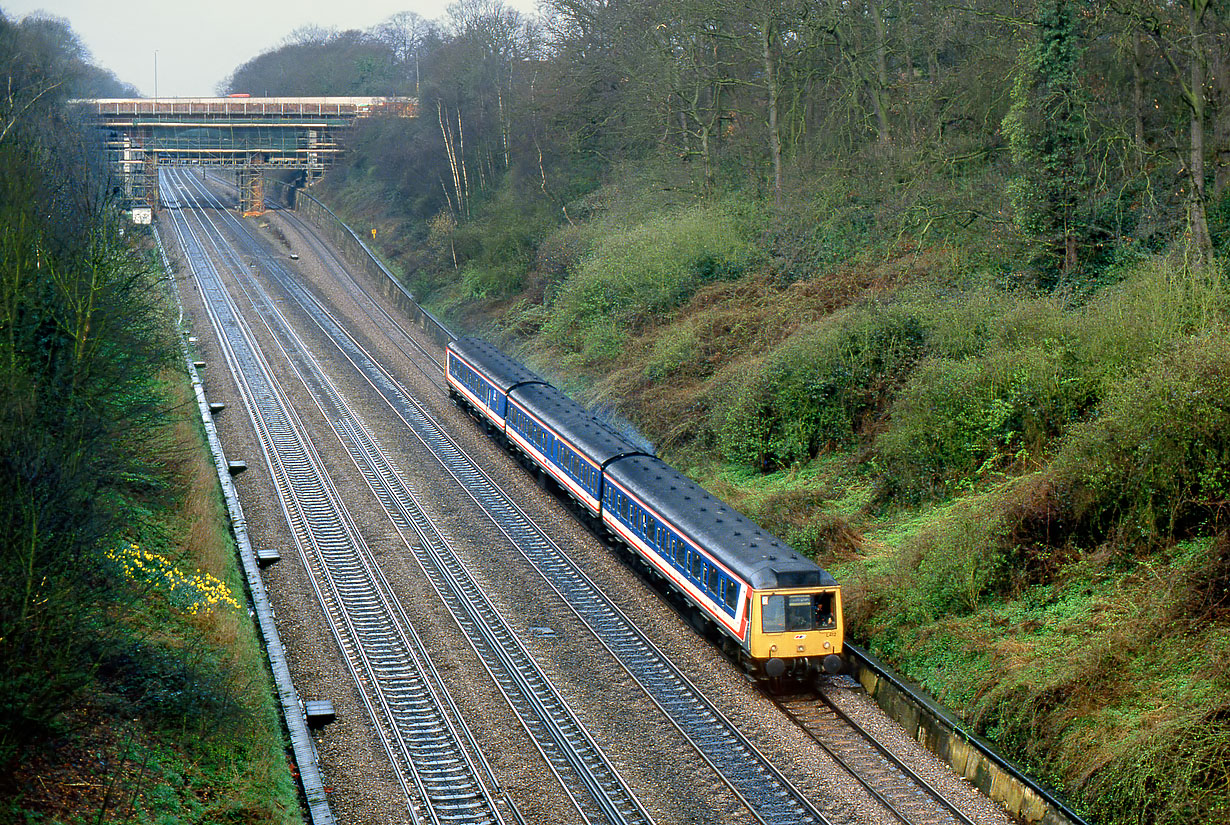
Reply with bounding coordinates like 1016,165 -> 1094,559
76,96 -> 415,216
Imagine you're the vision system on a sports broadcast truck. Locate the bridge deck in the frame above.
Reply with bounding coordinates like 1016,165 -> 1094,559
76,96 -> 415,214
81,96 -> 415,119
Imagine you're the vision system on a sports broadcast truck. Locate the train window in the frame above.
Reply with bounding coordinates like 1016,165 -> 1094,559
689,553 -> 703,581
674,539 -> 686,566
785,594 -> 814,631
723,580 -> 737,609
761,595 -> 786,633
815,592 -> 836,628
763,594 -> 815,632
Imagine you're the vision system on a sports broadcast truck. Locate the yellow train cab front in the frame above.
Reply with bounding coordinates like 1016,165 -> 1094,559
749,587 -> 844,677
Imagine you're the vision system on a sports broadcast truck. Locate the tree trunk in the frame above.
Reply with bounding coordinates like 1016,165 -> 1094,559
762,13 -> 783,206
1133,30 -> 1146,156
1212,31 -> 1230,194
1188,0 -> 1213,262
869,0 -> 892,146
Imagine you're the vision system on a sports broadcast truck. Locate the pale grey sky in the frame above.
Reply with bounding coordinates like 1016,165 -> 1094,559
2,0 -> 539,97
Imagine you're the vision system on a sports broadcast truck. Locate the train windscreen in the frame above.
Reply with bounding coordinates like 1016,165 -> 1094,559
760,592 -> 837,633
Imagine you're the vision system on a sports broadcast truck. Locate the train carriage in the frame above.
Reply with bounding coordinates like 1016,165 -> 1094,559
505,383 -> 646,516
446,337 -> 544,429
603,454 -> 843,678
446,335 -> 844,678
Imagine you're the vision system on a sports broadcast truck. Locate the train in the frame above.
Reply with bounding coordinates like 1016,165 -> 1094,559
445,336 -> 844,679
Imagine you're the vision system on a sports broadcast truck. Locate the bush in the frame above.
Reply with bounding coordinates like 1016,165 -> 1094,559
878,345 -> 1097,499
713,301 -> 926,470
1047,333 -> 1230,547
542,200 -> 758,360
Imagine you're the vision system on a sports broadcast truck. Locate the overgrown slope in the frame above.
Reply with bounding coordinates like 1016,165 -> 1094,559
324,158 -> 1230,822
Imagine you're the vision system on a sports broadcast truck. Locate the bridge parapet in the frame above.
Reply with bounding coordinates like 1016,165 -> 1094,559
81,96 -> 416,119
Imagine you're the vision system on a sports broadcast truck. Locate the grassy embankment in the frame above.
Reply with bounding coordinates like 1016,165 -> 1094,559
322,158 -> 1230,825
5,366 -> 302,825
2,258 -> 300,824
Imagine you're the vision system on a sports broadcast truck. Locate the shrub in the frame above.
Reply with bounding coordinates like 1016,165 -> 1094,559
878,345 -> 1097,499
542,200 -> 758,360
894,499 -> 1014,623
1048,332 -> 1230,547
713,301 -> 926,470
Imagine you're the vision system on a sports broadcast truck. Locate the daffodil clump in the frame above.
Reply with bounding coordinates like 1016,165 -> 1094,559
107,542 -> 241,616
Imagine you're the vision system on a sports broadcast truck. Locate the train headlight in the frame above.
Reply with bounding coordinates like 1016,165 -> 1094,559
797,645 -> 805,652
770,645 -> 777,654
823,641 -> 831,650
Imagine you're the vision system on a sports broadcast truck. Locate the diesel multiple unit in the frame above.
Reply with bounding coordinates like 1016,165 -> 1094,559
446,337 -> 843,678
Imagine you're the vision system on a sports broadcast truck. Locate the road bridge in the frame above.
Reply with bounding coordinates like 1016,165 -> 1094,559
76,96 -> 415,217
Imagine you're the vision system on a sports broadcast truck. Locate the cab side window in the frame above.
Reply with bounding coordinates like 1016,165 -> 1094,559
815,592 -> 836,628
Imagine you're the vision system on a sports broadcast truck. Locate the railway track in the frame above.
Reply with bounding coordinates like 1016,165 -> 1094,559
173,169 -> 1001,825
177,172 -> 839,825
777,688 -> 979,825
165,169 -> 654,825
164,190 -> 508,825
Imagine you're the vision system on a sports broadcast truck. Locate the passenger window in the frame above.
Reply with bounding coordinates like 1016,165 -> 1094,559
689,553 -> 703,580
723,580 -> 737,608
762,595 -> 786,634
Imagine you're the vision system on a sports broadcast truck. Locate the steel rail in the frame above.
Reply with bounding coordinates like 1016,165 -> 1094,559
178,176 -> 838,825
776,691 -> 979,825
155,227 -> 338,825
246,173 -> 1003,825
162,169 -> 508,825
210,171 -> 448,388
177,170 -> 652,825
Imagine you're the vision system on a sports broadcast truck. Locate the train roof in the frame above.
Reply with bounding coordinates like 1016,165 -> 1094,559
605,455 -> 836,590
448,336 -> 545,393
509,383 -> 646,466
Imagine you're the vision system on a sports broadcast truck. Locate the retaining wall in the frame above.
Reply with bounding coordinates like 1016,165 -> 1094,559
847,644 -> 1090,825
289,189 -> 455,347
